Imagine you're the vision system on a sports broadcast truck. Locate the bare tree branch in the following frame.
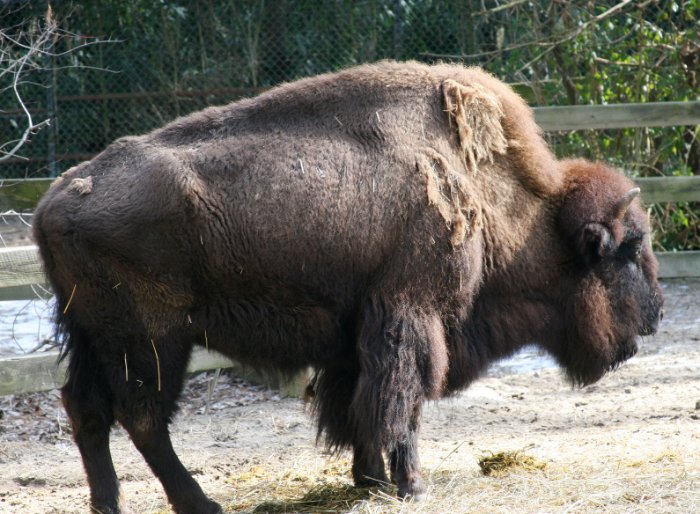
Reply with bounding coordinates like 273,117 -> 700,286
422,0 -> 636,63
471,0 -> 528,17
1,6 -> 116,163
513,0 -> 636,75
0,22 -> 51,161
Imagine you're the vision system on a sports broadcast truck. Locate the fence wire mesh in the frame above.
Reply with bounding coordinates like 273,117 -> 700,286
1,0 -> 698,248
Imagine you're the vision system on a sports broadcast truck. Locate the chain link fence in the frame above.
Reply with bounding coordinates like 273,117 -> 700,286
1,0 -> 698,247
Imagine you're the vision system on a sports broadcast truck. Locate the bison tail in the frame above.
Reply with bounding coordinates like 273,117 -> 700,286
32,199 -> 70,363
33,191 -> 99,366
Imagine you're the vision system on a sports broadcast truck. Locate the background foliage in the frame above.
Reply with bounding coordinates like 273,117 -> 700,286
1,0 -> 698,249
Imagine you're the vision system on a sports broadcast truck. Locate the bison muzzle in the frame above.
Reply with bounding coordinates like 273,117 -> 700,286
33,61 -> 663,513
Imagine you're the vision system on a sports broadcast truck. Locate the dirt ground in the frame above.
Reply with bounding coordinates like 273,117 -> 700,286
0,278 -> 699,513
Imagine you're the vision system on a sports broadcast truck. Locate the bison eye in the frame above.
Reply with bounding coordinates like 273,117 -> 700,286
634,244 -> 643,260
619,237 -> 643,264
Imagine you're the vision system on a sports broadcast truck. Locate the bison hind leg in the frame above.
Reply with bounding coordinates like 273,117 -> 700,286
61,324 -> 122,513
109,333 -> 222,514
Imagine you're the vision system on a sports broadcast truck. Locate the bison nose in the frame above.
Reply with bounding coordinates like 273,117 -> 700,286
655,306 -> 665,329
641,308 -> 663,336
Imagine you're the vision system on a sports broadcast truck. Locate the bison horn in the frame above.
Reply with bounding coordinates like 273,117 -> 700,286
613,187 -> 640,219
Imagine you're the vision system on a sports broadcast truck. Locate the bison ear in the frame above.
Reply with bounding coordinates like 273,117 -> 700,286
442,79 -> 508,171
575,222 -> 614,266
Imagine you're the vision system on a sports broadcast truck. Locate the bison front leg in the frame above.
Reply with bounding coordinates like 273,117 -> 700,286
388,406 -> 425,500
351,296 -> 447,499
308,364 -> 390,486
352,413 -> 425,499
351,441 -> 389,487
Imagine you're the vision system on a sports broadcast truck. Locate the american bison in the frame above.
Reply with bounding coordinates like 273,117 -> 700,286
33,61 -> 663,513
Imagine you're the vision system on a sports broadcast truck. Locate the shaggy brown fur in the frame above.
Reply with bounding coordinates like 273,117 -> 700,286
33,61 -> 663,514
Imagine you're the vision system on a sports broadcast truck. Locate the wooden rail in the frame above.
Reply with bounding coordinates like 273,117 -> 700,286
533,101 -> 700,130
0,246 -> 45,288
0,348 -> 307,397
635,176 -> 700,204
1,100 -> 698,397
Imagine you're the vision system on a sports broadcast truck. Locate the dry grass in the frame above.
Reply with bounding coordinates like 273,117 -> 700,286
224,458 -> 380,513
220,448 -> 698,514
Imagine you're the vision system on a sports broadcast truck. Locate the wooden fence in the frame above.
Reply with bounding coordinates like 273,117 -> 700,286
1,100 -> 698,396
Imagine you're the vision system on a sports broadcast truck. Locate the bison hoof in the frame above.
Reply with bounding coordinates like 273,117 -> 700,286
353,474 -> 390,488
206,501 -> 224,514
209,502 -> 225,514
352,463 -> 390,489
397,475 -> 426,501
90,501 -> 128,514
173,499 -> 223,514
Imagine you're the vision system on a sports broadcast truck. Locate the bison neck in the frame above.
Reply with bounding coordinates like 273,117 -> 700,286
446,290 -> 563,392
445,194 -> 567,392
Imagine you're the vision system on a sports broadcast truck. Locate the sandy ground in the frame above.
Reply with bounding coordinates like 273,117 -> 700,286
0,278 -> 698,514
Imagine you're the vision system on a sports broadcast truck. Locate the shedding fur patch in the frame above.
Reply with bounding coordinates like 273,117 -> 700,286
442,79 -> 508,171
67,176 -> 93,196
418,148 -> 480,246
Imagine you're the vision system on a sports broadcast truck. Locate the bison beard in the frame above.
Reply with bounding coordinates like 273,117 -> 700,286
33,61 -> 663,513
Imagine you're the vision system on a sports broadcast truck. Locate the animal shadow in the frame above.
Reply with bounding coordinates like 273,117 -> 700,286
250,482 -> 388,513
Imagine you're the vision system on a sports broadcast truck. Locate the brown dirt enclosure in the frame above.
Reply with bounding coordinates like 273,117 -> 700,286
0,278 -> 699,513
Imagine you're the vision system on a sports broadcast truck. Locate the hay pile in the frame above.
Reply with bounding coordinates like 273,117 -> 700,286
478,450 -> 547,477
217,444 -> 697,514
225,459 -> 394,513
223,449 -> 550,513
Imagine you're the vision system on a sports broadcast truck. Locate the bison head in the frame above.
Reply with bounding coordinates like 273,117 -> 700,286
555,160 -> 663,386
